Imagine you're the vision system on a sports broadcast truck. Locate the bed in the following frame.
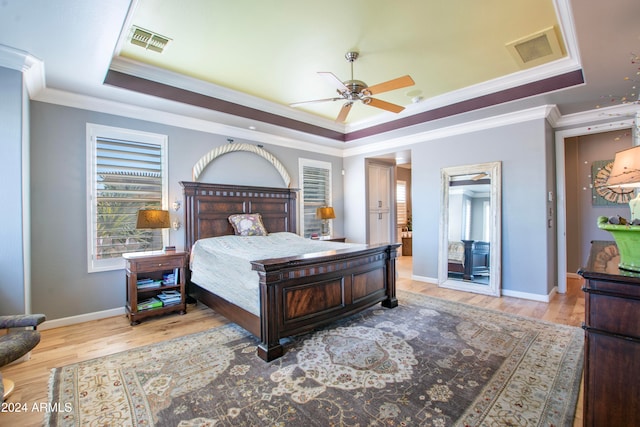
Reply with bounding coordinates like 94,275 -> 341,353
181,181 -> 400,361
448,240 -> 490,280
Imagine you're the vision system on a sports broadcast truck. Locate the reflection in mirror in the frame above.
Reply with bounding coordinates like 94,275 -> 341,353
439,162 -> 501,296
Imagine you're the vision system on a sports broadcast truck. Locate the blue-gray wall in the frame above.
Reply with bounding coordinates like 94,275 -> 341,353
0,66 -> 27,314
344,118 -> 555,297
30,101 -> 344,320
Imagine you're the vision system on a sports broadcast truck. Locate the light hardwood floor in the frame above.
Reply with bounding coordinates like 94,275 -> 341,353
1,256 -> 585,426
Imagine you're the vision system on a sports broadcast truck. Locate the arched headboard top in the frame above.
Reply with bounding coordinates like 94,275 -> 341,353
192,143 -> 292,187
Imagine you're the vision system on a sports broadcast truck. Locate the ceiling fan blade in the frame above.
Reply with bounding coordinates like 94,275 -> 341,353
365,75 -> 415,95
336,102 -> 353,123
289,97 -> 343,107
318,72 -> 349,93
364,97 -> 405,113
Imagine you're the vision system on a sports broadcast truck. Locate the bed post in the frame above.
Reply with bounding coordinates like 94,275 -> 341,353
382,243 -> 400,308
253,267 -> 283,362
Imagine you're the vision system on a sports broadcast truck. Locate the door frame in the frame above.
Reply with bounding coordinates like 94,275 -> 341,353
554,117 -> 636,294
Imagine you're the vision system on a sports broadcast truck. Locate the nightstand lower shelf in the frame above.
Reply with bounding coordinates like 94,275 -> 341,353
126,300 -> 186,325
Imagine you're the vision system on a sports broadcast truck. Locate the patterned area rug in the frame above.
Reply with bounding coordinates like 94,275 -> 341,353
47,291 -> 583,426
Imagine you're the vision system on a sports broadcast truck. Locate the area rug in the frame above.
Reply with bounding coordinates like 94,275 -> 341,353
47,291 -> 583,426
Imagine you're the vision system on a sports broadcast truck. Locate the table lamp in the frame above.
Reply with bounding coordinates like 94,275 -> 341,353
316,206 -> 336,237
597,145 -> 640,272
136,209 -> 174,251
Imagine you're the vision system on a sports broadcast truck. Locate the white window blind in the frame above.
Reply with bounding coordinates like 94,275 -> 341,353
299,159 -> 332,237
87,124 -> 168,272
396,180 -> 407,226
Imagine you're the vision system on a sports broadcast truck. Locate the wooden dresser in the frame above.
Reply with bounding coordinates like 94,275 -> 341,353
578,241 -> 640,427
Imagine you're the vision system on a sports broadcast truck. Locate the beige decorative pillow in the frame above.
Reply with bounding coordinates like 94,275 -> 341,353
228,213 -> 268,236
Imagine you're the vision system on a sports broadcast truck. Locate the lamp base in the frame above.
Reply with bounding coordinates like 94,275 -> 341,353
320,220 -> 330,236
598,217 -> 640,272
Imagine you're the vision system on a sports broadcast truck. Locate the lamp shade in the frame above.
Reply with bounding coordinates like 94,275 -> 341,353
606,146 -> 640,188
316,207 -> 336,220
136,209 -> 170,229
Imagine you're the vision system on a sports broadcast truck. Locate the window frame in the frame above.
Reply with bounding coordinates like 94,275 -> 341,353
86,123 -> 168,273
298,158 -> 333,238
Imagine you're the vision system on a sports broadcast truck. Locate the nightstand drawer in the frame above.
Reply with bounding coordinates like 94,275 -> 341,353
132,257 -> 184,272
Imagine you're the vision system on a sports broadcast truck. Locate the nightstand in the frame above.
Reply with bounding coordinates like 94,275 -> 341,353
123,251 -> 188,325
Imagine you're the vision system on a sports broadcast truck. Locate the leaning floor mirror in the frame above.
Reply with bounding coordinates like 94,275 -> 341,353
438,161 -> 501,296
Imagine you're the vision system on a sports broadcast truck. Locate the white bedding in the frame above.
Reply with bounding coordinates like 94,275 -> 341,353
448,241 -> 465,265
189,232 -> 361,316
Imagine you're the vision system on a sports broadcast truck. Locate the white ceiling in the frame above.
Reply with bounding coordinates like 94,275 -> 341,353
1,0 -> 640,147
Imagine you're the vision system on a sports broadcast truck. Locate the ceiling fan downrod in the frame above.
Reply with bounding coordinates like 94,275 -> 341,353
343,51 -> 368,99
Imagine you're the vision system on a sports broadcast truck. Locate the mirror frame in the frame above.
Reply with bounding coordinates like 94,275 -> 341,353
438,161 -> 502,296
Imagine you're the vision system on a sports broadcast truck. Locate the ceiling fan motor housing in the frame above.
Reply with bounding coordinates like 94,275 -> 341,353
341,80 -> 369,99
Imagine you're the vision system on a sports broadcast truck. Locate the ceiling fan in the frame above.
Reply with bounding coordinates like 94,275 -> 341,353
290,51 -> 415,123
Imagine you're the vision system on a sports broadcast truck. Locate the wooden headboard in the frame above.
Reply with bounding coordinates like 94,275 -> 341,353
180,182 -> 298,250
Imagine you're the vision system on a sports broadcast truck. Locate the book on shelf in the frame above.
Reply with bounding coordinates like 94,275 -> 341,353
161,267 -> 180,285
137,280 -> 162,290
137,297 -> 163,311
157,290 -> 181,306
162,273 -> 175,285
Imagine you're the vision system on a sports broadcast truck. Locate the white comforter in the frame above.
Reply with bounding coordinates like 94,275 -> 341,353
189,232 -> 360,316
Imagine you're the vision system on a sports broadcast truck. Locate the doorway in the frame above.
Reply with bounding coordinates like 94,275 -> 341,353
555,120 -> 635,293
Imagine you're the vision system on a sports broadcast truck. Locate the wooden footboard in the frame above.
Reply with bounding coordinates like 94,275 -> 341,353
252,243 -> 399,361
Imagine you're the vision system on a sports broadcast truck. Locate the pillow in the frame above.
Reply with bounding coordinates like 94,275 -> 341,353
228,213 -> 268,236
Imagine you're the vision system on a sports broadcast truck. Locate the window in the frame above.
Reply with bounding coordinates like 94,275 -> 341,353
299,159 -> 332,238
463,198 -> 471,240
87,124 -> 168,272
396,180 -> 407,226
483,200 -> 490,241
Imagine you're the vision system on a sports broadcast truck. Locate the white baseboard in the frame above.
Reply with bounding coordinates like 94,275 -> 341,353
409,275 -> 555,302
411,275 -> 438,284
501,288 -> 552,303
39,307 -> 125,331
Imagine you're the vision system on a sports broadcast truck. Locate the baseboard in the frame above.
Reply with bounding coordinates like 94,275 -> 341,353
410,274 -> 556,302
39,307 -> 125,331
411,275 -> 438,284
501,288 -> 552,303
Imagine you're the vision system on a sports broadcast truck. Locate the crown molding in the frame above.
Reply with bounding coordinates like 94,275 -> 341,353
555,103 -> 640,129
32,87 -> 344,157
343,105 -> 558,158
0,43 -> 33,71
0,44 -> 46,95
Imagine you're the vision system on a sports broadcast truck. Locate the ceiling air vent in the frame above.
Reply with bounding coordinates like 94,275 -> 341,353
506,26 -> 564,69
130,26 -> 171,53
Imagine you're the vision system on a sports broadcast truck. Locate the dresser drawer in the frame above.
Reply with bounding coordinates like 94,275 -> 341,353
586,292 -> 640,338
